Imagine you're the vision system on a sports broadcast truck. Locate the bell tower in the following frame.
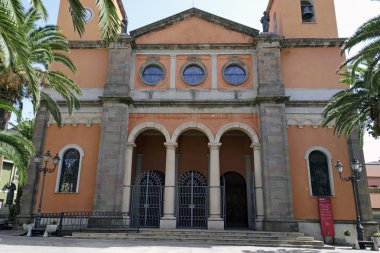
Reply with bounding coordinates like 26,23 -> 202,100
57,0 -> 125,40
266,0 -> 338,38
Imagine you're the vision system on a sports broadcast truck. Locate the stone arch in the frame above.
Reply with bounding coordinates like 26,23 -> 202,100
127,122 -> 170,143
215,122 -> 259,144
171,122 -> 214,143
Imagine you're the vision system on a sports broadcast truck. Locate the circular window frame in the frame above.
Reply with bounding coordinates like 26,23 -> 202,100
139,62 -> 166,86
180,62 -> 207,86
83,7 -> 93,23
222,61 -> 249,86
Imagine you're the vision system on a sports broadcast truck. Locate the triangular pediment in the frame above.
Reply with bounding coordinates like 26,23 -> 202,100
130,8 -> 258,45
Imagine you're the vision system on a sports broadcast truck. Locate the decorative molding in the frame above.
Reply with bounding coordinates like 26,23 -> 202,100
280,38 -> 346,48
47,113 -> 102,127
286,113 -> 334,128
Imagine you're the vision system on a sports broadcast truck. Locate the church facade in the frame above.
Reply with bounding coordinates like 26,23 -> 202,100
20,0 -> 376,240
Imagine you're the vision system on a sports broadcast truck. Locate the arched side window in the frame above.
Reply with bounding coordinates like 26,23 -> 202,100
56,144 -> 84,193
304,147 -> 335,197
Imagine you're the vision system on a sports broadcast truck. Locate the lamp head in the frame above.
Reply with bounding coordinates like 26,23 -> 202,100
335,160 -> 343,173
34,153 -> 42,164
43,150 -> 51,162
351,159 -> 361,172
53,154 -> 60,166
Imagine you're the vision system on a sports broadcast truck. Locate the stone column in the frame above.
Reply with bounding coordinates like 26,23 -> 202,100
93,102 -> 129,211
244,155 -> 254,229
251,144 -> 264,230
121,142 -> 136,214
256,33 -> 297,231
208,142 -> 224,230
160,142 -> 177,228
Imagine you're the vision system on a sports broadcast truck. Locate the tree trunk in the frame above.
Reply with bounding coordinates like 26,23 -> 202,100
0,108 -> 11,130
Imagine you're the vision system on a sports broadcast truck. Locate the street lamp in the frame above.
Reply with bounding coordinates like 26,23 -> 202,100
34,150 -> 60,228
335,159 -> 364,242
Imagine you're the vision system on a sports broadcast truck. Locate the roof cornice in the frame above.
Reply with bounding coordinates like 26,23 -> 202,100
130,8 -> 259,38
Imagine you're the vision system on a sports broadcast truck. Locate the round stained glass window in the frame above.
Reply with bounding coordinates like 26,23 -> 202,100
223,65 -> 247,85
141,65 -> 165,85
182,64 -> 206,85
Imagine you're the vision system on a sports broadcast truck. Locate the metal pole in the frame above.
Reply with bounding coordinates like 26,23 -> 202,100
352,177 -> 364,242
36,168 -> 47,228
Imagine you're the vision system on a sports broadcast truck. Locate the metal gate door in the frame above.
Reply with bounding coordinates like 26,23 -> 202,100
177,171 -> 207,228
130,171 -> 163,228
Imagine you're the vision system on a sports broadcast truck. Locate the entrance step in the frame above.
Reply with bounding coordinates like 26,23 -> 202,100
67,229 -> 334,249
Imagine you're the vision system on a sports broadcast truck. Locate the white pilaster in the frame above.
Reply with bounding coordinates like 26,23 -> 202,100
121,142 -> 136,213
251,143 -> 264,230
211,54 -> 218,89
208,142 -> 224,230
160,142 -> 178,228
170,54 -> 176,89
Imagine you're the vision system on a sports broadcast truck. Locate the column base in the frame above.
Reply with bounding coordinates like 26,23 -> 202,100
160,216 -> 176,229
255,217 -> 264,231
208,217 -> 224,230
263,219 -> 298,232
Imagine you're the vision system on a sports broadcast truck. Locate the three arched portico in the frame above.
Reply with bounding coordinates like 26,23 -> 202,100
122,121 -> 263,230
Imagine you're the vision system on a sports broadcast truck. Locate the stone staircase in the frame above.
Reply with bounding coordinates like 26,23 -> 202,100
68,229 -> 334,249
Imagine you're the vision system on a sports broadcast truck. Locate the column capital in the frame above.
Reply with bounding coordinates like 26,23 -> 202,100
164,142 -> 178,149
126,142 -> 136,148
208,142 -> 222,150
250,143 -> 261,150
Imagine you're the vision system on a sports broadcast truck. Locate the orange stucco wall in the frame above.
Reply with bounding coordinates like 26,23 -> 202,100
34,124 -> 100,213
135,17 -> 254,45
51,49 -> 109,88
57,0 -> 123,41
135,55 -> 170,89
268,0 -> 338,38
281,48 -> 345,88
269,0 -> 283,35
220,132 -> 252,178
178,133 -> 209,179
129,113 -> 259,138
133,133 -> 167,181
287,126 -> 356,220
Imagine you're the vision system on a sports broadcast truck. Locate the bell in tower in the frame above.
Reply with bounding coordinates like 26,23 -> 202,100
301,1 -> 314,22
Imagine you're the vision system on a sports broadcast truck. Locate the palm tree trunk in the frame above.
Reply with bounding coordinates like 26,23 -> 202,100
0,108 -> 11,130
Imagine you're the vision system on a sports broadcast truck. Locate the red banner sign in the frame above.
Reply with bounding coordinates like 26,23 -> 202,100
318,197 -> 335,237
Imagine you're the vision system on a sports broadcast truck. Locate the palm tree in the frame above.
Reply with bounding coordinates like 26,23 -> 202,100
0,100 -> 34,187
322,61 -> 380,144
0,8 -> 81,130
22,0 -> 120,43
340,14 -> 380,81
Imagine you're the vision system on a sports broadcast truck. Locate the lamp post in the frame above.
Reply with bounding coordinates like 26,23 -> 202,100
34,150 -> 60,228
335,159 -> 364,241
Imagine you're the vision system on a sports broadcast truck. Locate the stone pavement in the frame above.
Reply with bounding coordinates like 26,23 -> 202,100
0,231 -> 375,253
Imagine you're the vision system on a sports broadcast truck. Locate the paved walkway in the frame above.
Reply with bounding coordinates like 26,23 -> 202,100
0,231 -> 374,253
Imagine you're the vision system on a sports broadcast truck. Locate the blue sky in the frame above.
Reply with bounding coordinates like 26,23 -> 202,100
19,0 -> 380,162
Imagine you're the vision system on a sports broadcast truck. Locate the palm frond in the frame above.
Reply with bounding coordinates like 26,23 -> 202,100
0,130 -> 34,186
